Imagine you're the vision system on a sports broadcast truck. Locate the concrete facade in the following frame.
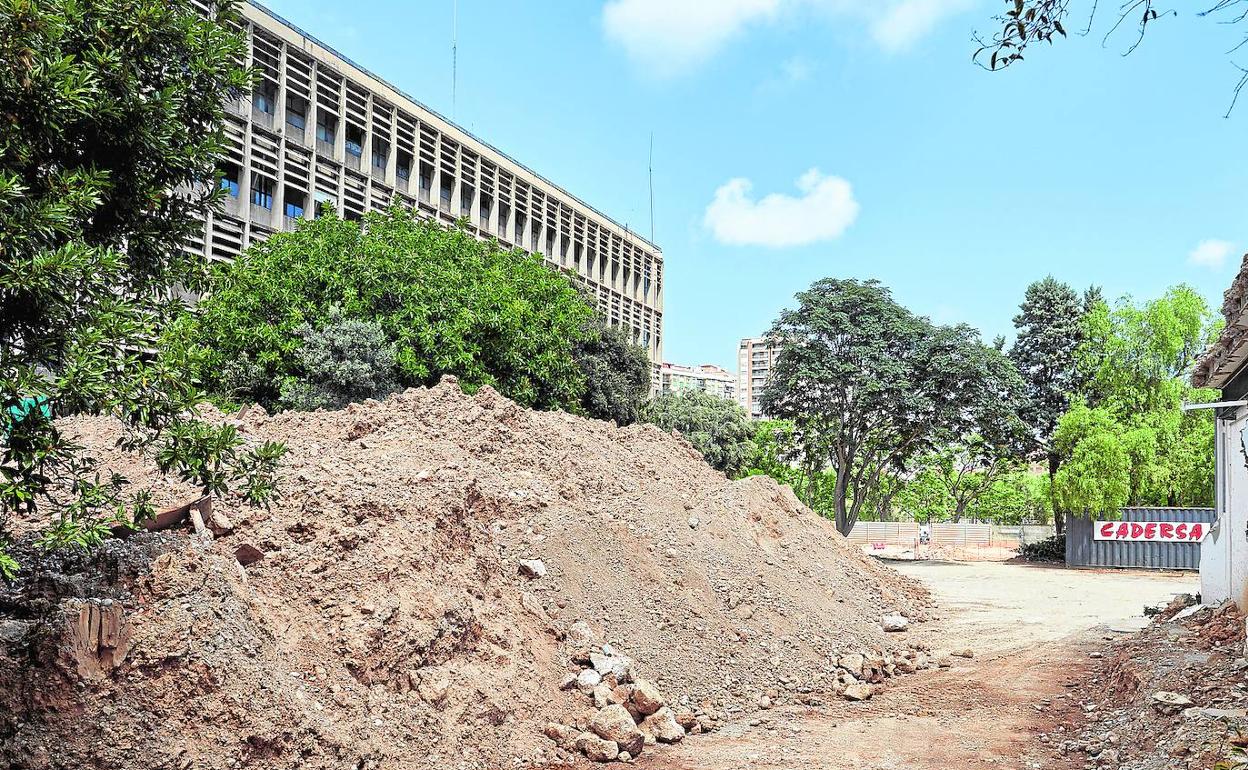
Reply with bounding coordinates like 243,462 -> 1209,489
190,1 -> 664,364
736,337 -> 780,419
659,363 -> 736,402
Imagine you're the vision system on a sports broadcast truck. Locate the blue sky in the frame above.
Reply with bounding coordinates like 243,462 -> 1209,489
261,0 -> 1248,371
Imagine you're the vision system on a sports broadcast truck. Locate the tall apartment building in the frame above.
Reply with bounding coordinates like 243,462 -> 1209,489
737,337 -> 781,419
658,363 -> 736,402
190,1 -> 664,364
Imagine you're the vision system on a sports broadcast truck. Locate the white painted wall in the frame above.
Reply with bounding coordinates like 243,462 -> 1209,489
1204,406 -> 1248,608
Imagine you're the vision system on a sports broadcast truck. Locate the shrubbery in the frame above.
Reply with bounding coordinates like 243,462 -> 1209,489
1019,533 -> 1066,562
644,391 -> 754,477
174,208 -> 653,416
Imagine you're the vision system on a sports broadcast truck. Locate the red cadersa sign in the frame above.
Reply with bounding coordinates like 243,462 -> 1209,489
1094,520 -> 1209,543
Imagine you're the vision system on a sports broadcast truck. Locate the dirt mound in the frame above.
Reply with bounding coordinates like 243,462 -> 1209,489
1048,601 -> 1248,770
0,378 -> 927,769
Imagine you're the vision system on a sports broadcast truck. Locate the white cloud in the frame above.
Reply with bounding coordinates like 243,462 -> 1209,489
1188,239 -> 1236,269
602,0 -> 782,76
703,168 -> 859,248
869,0 -> 979,52
602,0 -> 978,75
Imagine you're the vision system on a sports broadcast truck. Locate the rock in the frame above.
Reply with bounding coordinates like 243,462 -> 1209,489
544,722 -> 580,748
617,751 -> 632,762
673,708 -> 698,730
0,619 -> 32,644
641,707 -> 686,743
207,509 -> 234,536
688,516 -> 700,529
882,614 -> 909,632
559,672 -> 578,691
952,648 -> 974,659
519,592 -> 547,619
757,694 -> 772,709
610,684 -> 633,705
234,543 -> 265,566
1184,707 -> 1248,721
592,683 -> 614,709
518,559 -> 547,579
631,678 -> 665,716
575,732 -> 619,762
568,620 -> 596,646
590,704 -> 645,755
1152,691 -> 1194,714
838,653 -> 865,675
843,683 -> 873,701
577,669 -> 603,691
417,676 -> 449,705
591,652 -> 633,681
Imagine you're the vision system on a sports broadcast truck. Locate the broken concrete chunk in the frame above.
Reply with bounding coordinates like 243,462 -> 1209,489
518,558 -> 547,579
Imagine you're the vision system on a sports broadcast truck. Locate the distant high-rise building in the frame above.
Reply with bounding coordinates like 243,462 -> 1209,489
659,363 -> 736,402
737,337 -> 780,419
188,1 -> 664,366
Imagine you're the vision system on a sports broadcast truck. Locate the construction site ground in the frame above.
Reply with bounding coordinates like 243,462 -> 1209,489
640,561 -> 1196,770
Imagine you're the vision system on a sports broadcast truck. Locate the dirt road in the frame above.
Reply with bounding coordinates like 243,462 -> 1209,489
642,560 -> 1196,770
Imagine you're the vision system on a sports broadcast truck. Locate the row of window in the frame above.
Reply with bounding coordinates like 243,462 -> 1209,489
219,165 -> 305,219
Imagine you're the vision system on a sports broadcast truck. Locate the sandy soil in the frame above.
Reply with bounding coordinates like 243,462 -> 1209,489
640,561 -> 1198,770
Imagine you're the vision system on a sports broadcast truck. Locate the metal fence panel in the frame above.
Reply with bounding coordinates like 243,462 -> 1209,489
1065,507 -> 1215,570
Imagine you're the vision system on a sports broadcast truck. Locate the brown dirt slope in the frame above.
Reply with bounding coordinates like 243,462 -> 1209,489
0,378 -> 927,770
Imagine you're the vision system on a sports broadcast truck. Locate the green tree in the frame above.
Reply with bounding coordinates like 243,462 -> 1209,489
1009,277 -> 1087,533
644,391 -> 754,477
0,0 -> 283,577
573,321 -> 651,426
761,278 -> 1028,535
174,208 -> 598,413
1053,286 -> 1221,513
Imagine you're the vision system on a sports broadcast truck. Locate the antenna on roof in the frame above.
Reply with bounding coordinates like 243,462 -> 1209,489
648,132 -> 655,244
452,0 -> 458,119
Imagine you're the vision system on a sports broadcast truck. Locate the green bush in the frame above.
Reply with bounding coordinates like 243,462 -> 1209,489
277,310 -> 400,411
573,321 -> 651,426
644,391 -> 754,477
174,208 -> 599,412
1019,533 -> 1066,562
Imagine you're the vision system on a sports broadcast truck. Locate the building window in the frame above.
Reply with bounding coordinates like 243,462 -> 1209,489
316,111 -> 337,143
460,185 -> 473,217
251,177 -> 273,209
313,190 -> 336,218
285,95 -> 307,131
284,187 -> 306,219
372,140 -> 388,170
480,195 -> 493,223
218,163 -> 239,197
345,125 -> 364,157
396,151 -> 412,181
254,81 -> 276,114
439,179 -> 452,211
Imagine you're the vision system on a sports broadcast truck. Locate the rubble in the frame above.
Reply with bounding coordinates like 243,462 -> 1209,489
0,378 -> 929,769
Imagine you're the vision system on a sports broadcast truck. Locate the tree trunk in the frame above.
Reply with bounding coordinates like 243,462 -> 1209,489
833,465 -> 852,536
1049,453 -> 1064,536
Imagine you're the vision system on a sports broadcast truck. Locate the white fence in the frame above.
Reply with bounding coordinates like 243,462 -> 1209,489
845,522 -> 1055,547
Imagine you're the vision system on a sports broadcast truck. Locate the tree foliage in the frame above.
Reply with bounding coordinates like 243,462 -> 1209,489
1008,276 -> 1091,532
0,0 -> 283,578
975,0 -> 1248,114
573,321 -> 651,426
760,278 -> 1029,535
174,208 -> 599,413
644,391 -> 754,477
1052,286 -> 1220,514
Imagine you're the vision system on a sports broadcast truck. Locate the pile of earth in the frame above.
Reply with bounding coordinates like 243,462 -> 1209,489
1040,598 -> 1248,770
0,377 -> 929,769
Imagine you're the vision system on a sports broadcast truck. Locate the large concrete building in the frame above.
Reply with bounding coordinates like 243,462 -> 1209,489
658,363 -> 736,402
736,337 -> 781,419
190,1 -> 664,364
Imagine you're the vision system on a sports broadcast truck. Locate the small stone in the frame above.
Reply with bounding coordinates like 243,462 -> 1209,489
590,705 -> 645,755
838,653 -> 865,675
559,673 -> 577,691
882,614 -> 909,632
577,669 -> 603,691
757,694 -> 772,709
688,516 -> 700,529
1152,691 -> 1194,714
843,683 -> 873,702
631,679 -> 665,716
568,621 -> 596,646
952,649 -> 974,659
544,723 -> 580,748
575,732 -> 619,762
641,707 -> 686,743
518,559 -> 547,579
